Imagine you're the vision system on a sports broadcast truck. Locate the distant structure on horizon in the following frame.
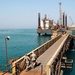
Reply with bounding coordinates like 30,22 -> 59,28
37,13 -> 53,36
37,2 -> 69,36
37,12 -> 68,36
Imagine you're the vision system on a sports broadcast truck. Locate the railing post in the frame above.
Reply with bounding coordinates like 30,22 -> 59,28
41,65 -> 43,75
46,65 -> 50,75
12,63 -> 16,75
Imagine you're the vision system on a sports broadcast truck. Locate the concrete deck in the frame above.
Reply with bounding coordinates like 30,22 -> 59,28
20,35 -> 67,75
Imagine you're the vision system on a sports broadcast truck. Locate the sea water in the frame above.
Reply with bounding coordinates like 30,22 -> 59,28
0,29 -> 51,71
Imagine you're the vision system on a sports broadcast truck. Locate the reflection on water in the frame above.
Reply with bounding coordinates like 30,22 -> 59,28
37,35 -> 51,46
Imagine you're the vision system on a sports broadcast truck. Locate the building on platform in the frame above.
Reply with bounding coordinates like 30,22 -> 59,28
37,13 -> 54,36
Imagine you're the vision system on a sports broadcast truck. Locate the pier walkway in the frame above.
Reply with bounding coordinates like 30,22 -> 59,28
20,34 -> 70,75
0,34 -> 72,75
0,33 -> 72,75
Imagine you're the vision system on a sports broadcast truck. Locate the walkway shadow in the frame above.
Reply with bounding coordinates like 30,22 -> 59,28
27,62 -> 41,71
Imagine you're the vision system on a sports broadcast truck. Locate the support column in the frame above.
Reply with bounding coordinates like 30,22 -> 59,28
63,12 -> 65,27
65,15 -> 67,29
46,65 -> 50,75
38,13 -> 41,29
43,14 -> 47,29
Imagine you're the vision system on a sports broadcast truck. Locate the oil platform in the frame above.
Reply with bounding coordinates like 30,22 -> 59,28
37,12 -> 68,36
37,13 -> 53,36
37,2 -> 74,36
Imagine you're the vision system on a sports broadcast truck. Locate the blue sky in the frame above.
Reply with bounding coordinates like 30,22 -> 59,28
0,0 -> 75,29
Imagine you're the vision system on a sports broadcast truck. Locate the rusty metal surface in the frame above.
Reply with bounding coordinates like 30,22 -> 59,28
0,72 -> 12,75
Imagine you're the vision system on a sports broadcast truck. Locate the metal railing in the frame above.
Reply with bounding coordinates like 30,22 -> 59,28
11,34 -> 62,75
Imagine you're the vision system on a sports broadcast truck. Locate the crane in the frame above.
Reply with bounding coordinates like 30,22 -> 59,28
69,16 -> 74,25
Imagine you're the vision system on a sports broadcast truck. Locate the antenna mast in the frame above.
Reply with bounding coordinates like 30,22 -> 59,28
69,16 -> 74,25
59,2 -> 62,26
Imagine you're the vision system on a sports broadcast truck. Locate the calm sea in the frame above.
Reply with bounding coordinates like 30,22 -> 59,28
0,29 -> 51,71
